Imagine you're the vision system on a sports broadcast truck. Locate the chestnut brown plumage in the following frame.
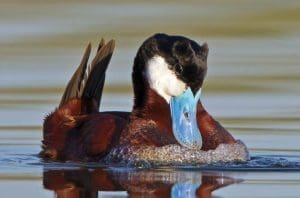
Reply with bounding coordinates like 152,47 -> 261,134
41,34 -> 236,161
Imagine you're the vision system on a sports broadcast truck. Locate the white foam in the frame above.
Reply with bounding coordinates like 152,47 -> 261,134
104,140 -> 249,167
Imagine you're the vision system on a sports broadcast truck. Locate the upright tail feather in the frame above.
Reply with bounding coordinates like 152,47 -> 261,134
59,42 -> 91,108
59,39 -> 115,112
42,39 -> 115,160
82,39 -> 115,111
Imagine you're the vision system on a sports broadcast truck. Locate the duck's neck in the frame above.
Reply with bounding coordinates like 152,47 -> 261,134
132,89 -> 173,136
196,101 -> 236,150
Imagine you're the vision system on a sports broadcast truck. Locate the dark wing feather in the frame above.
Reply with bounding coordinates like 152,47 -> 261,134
59,39 -> 115,111
97,38 -> 105,52
59,43 -> 91,107
82,39 -> 115,109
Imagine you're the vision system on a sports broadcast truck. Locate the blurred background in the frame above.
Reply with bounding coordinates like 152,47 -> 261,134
1,1 -> 300,197
1,0 -> 300,151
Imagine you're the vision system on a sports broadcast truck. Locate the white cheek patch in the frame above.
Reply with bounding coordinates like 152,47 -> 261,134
145,56 -> 187,103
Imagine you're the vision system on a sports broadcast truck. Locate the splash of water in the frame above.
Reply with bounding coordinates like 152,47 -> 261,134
104,140 -> 249,167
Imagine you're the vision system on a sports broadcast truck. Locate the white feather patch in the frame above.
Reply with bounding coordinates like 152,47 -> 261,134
145,56 -> 186,103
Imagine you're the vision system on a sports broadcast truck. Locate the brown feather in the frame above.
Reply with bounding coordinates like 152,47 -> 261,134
59,39 -> 115,112
59,43 -> 91,107
82,40 -> 115,111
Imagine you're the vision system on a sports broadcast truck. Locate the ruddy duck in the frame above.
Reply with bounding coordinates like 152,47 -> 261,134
41,33 -> 237,162
44,168 -> 240,197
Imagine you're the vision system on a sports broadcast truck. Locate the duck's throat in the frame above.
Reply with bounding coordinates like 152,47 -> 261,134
170,88 -> 202,149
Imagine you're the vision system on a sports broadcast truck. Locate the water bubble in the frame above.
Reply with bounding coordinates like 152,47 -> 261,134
104,140 -> 249,167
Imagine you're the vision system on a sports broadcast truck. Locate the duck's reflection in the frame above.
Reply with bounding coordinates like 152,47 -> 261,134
43,167 -> 242,198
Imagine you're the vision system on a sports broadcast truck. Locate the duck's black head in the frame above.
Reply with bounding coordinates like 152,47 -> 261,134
132,33 -> 209,108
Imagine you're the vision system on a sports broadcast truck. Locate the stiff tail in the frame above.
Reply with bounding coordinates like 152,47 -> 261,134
42,39 -> 115,160
59,39 -> 115,112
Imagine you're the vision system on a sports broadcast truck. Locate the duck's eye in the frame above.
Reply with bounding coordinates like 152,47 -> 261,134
184,111 -> 190,122
175,63 -> 183,74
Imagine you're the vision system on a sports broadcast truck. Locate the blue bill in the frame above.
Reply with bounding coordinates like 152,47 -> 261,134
170,88 -> 202,149
171,182 -> 200,198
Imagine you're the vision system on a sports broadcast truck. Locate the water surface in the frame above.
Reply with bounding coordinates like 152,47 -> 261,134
1,1 -> 300,197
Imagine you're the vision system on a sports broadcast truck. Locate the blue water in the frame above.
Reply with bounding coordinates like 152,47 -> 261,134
1,145 -> 300,173
1,1 -> 300,197
1,144 -> 300,197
